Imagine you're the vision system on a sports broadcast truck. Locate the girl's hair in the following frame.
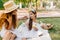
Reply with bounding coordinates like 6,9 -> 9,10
29,10 -> 36,30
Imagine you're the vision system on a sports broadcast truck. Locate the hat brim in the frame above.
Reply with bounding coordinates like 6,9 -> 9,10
4,5 -> 18,13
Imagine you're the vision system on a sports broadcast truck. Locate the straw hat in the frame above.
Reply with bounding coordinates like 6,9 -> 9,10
3,1 -> 18,13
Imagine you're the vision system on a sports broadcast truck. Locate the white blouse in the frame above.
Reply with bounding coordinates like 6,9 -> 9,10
16,19 -> 51,40
0,25 -> 15,37
17,19 -> 49,38
0,19 -> 51,40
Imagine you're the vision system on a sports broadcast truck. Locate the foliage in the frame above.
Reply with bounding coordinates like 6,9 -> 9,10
0,0 -> 4,10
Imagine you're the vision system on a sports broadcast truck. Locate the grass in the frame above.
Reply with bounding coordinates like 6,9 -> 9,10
0,18 -> 60,40
0,36 -> 2,40
37,18 -> 60,40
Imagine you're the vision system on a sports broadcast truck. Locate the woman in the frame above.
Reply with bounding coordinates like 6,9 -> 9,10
17,9 -> 52,40
0,1 -> 29,40
0,1 -> 18,40
0,10 -> 17,39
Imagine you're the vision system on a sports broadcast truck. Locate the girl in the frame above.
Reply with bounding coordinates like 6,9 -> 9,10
17,9 -> 52,40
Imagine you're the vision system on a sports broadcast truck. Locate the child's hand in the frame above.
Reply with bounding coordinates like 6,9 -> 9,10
41,23 -> 53,30
33,26 -> 38,31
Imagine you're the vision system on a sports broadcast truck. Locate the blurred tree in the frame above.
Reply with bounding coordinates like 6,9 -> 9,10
2,0 -> 8,3
0,0 -> 8,10
14,0 -> 30,8
14,0 -> 20,4
0,0 -> 4,10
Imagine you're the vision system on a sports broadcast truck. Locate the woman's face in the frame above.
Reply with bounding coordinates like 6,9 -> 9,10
29,12 -> 36,19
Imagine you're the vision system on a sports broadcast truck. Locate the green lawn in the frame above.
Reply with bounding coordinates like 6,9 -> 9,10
37,18 -> 60,40
0,18 -> 60,40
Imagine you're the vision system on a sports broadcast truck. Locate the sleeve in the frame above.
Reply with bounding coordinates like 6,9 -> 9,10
11,23 -> 26,38
17,19 -> 29,32
36,24 -> 43,35
36,23 -> 43,31
16,20 -> 29,38
36,23 -> 49,35
17,23 -> 29,38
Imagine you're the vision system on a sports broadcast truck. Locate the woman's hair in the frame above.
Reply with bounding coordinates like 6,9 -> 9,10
6,10 -> 17,29
0,14 -> 8,30
0,18 -> 7,30
5,19 -> 9,29
0,17 -> 9,30
29,10 -> 36,30
0,10 -> 17,30
4,13 -> 12,30
12,14 -> 17,29
12,10 -> 17,28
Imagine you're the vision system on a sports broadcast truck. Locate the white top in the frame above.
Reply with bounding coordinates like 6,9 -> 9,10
0,25 -> 15,37
17,19 -> 48,38
0,19 -> 51,40
0,26 -> 6,37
